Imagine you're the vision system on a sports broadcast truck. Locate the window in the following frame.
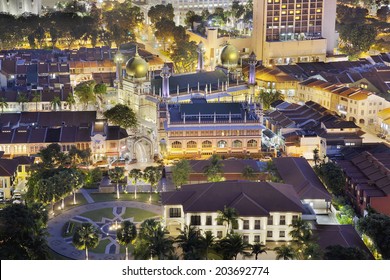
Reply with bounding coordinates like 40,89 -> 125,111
280,215 -> 286,225
243,220 -> 250,230
172,141 -> 182,149
206,215 -> 212,226
187,141 -> 197,149
232,140 -> 242,148
267,216 -> 273,225
254,235 -> 260,243
217,231 -> 223,238
169,208 -> 181,218
267,231 -> 273,238
279,231 -> 285,238
243,235 -> 249,243
254,220 -> 261,230
217,219 -> 223,226
202,140 -> 212,148
217,140 -> 227,148
247,139 -> 258,148
190,215 -> 201,226
292,215 -> 299,224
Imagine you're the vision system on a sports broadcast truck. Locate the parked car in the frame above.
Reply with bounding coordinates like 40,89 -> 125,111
377,133 -> 386,139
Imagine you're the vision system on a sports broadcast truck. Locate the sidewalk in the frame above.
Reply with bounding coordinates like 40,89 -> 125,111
47,201 -> 162,260
79,188 -> 95,204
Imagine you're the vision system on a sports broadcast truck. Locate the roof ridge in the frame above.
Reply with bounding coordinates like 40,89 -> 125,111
267,182 -> 305,211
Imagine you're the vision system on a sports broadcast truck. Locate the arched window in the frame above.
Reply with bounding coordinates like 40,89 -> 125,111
232,140 -> 242,148
217,140 -> 227,148
187,141 -> 197,149
202,140 -> 212,148
247,139 -> 258,148
172,141 -> 182,149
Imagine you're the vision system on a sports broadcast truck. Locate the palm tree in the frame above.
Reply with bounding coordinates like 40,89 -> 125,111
117,221 -> 137,260
313,148 -> 320,166
16,92 -> 28,112
143,166 -> 162,202
32,91 -> 40,112
72,222 -> 99,260
274,245 -> 295,260
0,97 -> 8,114
66,93 -> 76,111
216,206 -> 239,235
203,155 -> 224,182
175,225 -> 202,260
216,233 -> 250,260
109,167 -> 125,199
242,165 -> 258,181
289,217 -> 312,247
302,243 -> 323,260
250,243 -> 267,260
50,96 -> 61,111
138,219 -> 174,260
129,168 -> 142,199
199,230 -> 215,260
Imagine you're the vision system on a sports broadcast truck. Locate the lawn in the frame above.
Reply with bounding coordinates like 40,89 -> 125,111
89,192 -> 160,205
122,207 -> 158,222
90,238 -> 111,254
52,193 -> 88,216
80,208 -> 115,221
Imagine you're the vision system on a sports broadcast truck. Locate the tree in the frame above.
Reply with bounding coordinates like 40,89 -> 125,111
148,4 -> 174,25
358,213 -> 390,259
203,155 -> 224,182
257,88 -> 284,110
50,96 -> 61,111
154,18 -> 175,51
32,91 -> 40,112
109,167 -> 125,200
65,93 -> 76,111
175,225 -> 202,260
169,40 -> 198,73
242,165 -> 258,181
274,245 -> 296,260
315,161 -> 345,196
135,219 -> 174,260
104,104 -> 138,130
117,221 -> 137,260
324,245 -> 368,260
216,206 -> 239,235
16,92 -> 29,112
94,83 -> 107,102
0,97 -> 8,114
74,80 -> 96,109
143,166 -> 162,202
49,26 -> 60,48
216,233 -> 250,260
199,231 -> 216,260
72,223 -> 99,260
313,148 -> 320,166
339,23 -> 377,58
0,203 -> 49,260
171,159 -> 191,189
129,168 -> 143,199
250,243 -> 267,260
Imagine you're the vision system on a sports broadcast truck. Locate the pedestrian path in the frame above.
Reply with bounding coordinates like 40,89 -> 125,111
79,189 -> 95,204
47,201 -> 162,260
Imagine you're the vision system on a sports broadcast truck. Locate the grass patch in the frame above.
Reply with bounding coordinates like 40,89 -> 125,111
89,192 -> 160,205
62,221 -> 77,237
80,208 -> 115,221
90,238 -> 111,254
122,208 -> 158,222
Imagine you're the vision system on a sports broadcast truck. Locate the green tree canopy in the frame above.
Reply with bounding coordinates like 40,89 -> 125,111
203,155 -> 224,182
74,80 -> 96,109
324,245 -> 368,260
72,223 -> 99,260
104,104 -> 138,130
148,4 -> 174,25
171,159 -> 192,188
117,221 -> 137,260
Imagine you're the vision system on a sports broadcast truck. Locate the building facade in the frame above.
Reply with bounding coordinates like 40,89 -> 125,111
0,0 -> 41,15
252,0 -> 337,66
162,181 -> 306,244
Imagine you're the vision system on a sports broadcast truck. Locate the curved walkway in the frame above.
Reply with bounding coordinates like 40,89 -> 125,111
47,201 -> 162,260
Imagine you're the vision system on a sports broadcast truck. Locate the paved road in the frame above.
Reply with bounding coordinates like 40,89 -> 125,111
47,201 -> 162,260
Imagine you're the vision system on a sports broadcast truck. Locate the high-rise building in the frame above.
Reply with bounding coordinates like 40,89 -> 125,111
252,0 -> 337,66
0,0 -> 42,16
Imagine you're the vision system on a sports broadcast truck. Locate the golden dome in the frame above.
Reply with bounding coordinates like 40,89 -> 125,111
220,44 -> 239,66
125,54 -> 148,79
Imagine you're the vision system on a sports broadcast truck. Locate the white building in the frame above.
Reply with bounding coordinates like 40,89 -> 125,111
162,181 -> 313,244
0,0 -> 41,16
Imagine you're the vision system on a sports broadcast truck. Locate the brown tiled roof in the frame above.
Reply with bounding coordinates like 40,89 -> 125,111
189,159 -> 260,174
273,157 -> 332,201
314,225 -> 373,259
0,159 -> 18,176
162,181 -> 305,215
